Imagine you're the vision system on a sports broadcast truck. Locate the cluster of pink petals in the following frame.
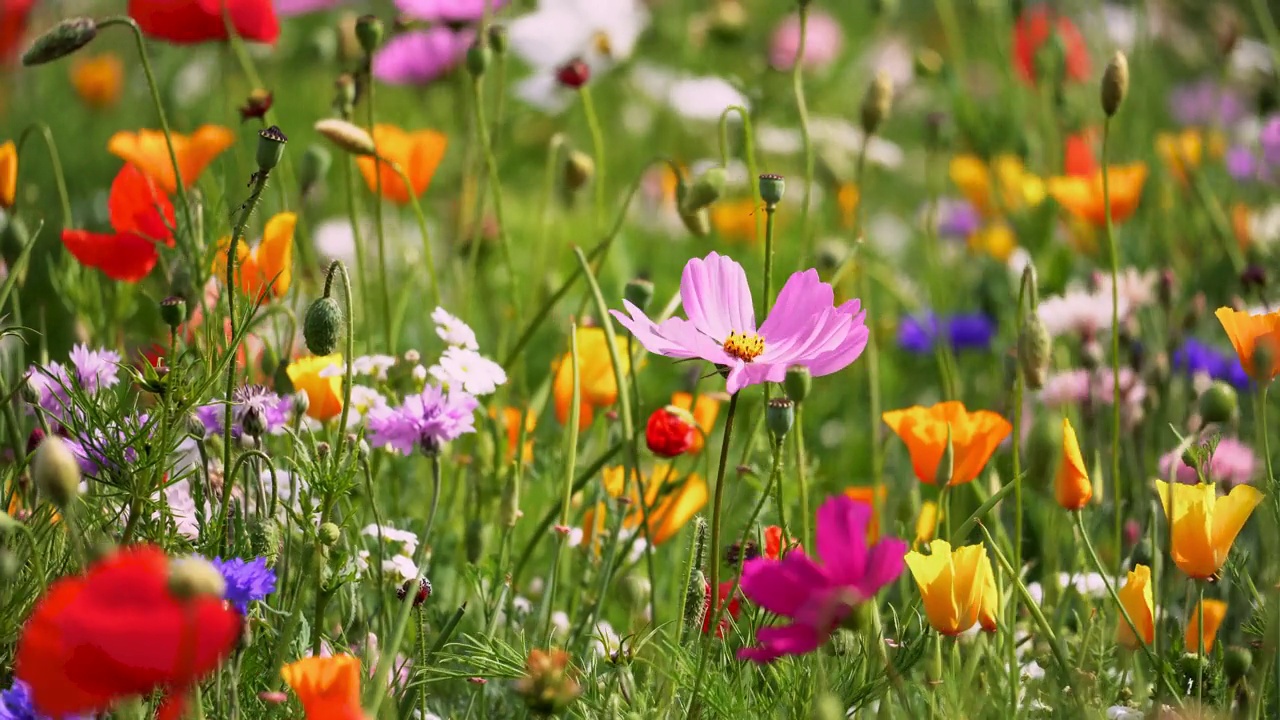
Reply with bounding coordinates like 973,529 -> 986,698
737,496 -> 906,663
611,253 -> 868,394
769,9 -> 844,72
1039,367 -> 1146,424
1158,437 -> 1258,487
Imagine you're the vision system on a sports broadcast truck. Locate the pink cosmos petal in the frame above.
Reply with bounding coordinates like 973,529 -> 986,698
736,645 -> 784,663
681,251 -> 756,341
393,0 -> 502,22
854,538 -> 909,599
806,300 -> 869,376
611,301 -> 733,363
739,552 -> 829,618
815,495 -> 871,586
373,28 -> 474,86
752,623 -> 824,656
758,269 -> 830,340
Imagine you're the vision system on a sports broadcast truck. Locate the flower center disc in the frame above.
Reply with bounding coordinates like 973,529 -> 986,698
723,331 -> 765,362
592,31 -> 614,59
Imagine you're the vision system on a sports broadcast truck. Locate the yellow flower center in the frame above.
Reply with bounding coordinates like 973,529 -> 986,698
593,31 -> 614,59
722,331 -> 765,362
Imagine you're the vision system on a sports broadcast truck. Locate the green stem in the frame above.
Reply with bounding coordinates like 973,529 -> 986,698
470,74 -> 519,311
791,4 -> 814,262
14,124 -> 71,229
1196,582 -> 1205,706
852,140 -> 883,515
365,65 -> 393,351
794,403 -> 812,548
580,86 -> 607,231
386,163 -> 441,307
322,261 -> 355,468
543,325 -> 581,641
341,158 -> 373,332
1102,118 -> 1125,572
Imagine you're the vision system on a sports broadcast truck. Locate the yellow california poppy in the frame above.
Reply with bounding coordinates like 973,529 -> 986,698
1155,480 -> 1263,580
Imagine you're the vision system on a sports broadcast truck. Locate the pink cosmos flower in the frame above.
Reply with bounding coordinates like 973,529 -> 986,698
1158,437 -> 1257,486
373,27 -> 474,86
769,9 -> 843,72
737,495 -> 906,663
611,252 -> 868,394
394,0 -> 503,22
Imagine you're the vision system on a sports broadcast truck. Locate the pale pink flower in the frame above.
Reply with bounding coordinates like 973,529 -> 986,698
769,9 -> 843,72
1036,287 -> 1128,338
1158,437 -> 1258,486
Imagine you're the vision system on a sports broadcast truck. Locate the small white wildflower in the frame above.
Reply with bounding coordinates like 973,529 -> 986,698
431,307 -> 479,349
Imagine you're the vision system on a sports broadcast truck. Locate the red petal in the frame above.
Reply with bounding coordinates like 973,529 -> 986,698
0,0 -> 35,62
129,0 -> 279,44
62,230 -> 160,282
109,163 -> 175,244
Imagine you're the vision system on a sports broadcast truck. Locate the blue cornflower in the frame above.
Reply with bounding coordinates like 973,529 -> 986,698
211,556 -> 277,613
0,679 -> 88,720
1172,339 -> 1250,388
898,312 -> 997,354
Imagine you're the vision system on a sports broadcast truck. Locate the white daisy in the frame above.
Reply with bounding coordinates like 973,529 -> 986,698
431,307 -> 479,349
429,347 -> 507,395
352,354 -> 398,379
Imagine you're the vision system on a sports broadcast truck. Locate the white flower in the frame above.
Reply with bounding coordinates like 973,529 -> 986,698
429,347 -> 507,395
155,478 -> 205,541
1243,203 -> 1280,249
1036,286 -> 1127,338
630,63 -> 749,122
313,217 -> 371,265
385,554 -> 419,580
172,52 -> 217,109
591,621 -> 621,657
1056,572 -> 1111,599
509,0 -> 650,113
550,610 -> 571,638
432,307 -> 479,349
512,596 -> 533,614
1020,661 -> 1045,680
756,116 -> 905,170
347,385 -> 389,426
352,355 -> 398,380
411,364 -> 428,382
362,523 -> 420,556
1094,268 -> 1158,315
1105,707 -> 1143,720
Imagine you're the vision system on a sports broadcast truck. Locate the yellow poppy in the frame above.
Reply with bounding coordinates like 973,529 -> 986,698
949,153 -> 1045,217
904,539 -> 999,636
107,125 -> 235,195
914,500 -> 939,545
213,212 -> 296,299
1116,564 -> 1155,649
1155,128 -> 1224,185
967,222 -> 1017,261
837,182 -> 860,229
286,354 -> 344,423
1155,480 -> 1263,580
1046,163 -> 1148,228
588,463 -> 707,547
1215,306 -> 1280,382
710,198 -> 763,243
552,327 -> 632,430
356,124 -> 447,204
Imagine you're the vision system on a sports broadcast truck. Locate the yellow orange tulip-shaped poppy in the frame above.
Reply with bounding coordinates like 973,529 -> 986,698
1115,564 -> 1155,650
1055,417 -> 1092,510
882,401 -> 1012,486
904,540 -> 998,636
1155,480 -> 1263,580
0,140 -> 15,209
552,327 -> 633,430
213,212 -> 296,299
1215,306 -> 1280,382
286,354 -> 344,423
356,124 -> 447,204
1186,599 -> 1228,654
281,654 -> 363,720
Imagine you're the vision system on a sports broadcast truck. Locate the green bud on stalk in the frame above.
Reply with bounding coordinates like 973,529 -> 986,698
256,125 -> 288,172
33,436 -> 81,509
304,297 -> 344,356
22,18 -> 97,66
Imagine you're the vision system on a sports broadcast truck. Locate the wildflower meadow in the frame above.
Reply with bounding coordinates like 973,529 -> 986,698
2,0 -> 1280,717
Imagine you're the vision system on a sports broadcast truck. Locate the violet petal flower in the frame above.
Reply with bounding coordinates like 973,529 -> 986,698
611,252 -> 868,394
372,28 -> 474,86
737,495 -> 907,663
1158,437 -> 1257,487
211,556 -> 278,613
1172,339 -> 1250,389
898,312 -> 995,354
769,9 -> 843,72
367,385 -> 479,455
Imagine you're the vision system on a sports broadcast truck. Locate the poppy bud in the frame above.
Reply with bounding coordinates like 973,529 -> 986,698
256,125 -> 288,173
1179,652 -> 1210,680
356,438 -> 370,461
239,89 -> 274,123
315,118 -> 376,156
1199,381 -> 1238,425
318,522 -> 341,546
299,144 -> 332,196
167,556 -> 227,600
1055,418 -> 1092,511
304,296 -> 344,356
1101,51 -> 1129,117
623,278 -> 654,311
758,173 -> 786,206
249,518 -> 283,565
1226,646 -> 1252,682
355,14 -> 384,54
500,473 -> 521,529
683,569 -> 708,632
241,404 -> 268,439
22,17 -> 97,66
465,518 -> 486,563
398,578 -> 432,606
679,207 -> 711,237
680,166 -> 727,214
860,72 -> 894,136
556,58 -> 590,89
1017,315 -> 1052,390
766,397 -> 794,440
563,150 -> 595,191
160,295 -> 186,330
466,41 -> 491,77
934,423 -> 954,486
690,515 -> 708,569
33,435 -> 80,509
487,25 -> 507,54
333,73 -> 358,116
646,406 -> 697,458
784,365 -> 811,404
1253,339 -> 1278,383
292,390 -> 310,418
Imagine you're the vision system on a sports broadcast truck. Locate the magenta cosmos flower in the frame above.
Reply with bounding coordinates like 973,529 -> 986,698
738,495 -> 907,663
611,252 -> 868,394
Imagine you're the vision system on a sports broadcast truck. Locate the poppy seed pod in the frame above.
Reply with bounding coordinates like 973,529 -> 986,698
1225,647 -> 1253,682
355,14 -> 384,54
758,173 -> 785,206
33,435 -> 81,508
304,296 -> 344,356
167,556 -> 227,600
160,296 -> 186,330
766,397 -> 795,440
256,125 -> 288,172
314,118 -> 376,157
680,166 -> 727,215
860,72 -> 894,136
1101,51 -> 1129,117
22,17 -> 97,66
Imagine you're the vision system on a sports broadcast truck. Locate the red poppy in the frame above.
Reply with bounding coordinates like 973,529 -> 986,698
1012,5 -> 1090,85
129,0 -> 280,45
701,580 -> 740,638
645,405 -> 696,458
16,546 -> 241,720
62,164 -> 176,282
1064,131 -> 1098,177
0,0 -> 35,63
762,525 -> 802,560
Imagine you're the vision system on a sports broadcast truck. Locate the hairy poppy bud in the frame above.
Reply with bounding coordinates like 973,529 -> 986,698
33,435 -> 80,508
466,40 -> 491,77
168,556 -> 227,600
333,74 -> 358,116
766,397 -> 794,440
860,72 -> 894,135
315,118 -> 376,156
160,295 -> 186,330
292,390 -> 310,419
758,173 -> 785,206
1101,51 -> 1129,117
646,406 -> 697,457
623,278 -> 654,311
355,14 -> 384,54
563,150 -> 595,191
680,166 -> 727,215
318,522 -> 341,546
679,207 -> 711,237
256,125 -> 288,172
683,569 -> 708,632
249,518 -> 283,565
304,296 -> 344,356
1225,647 -> 1252,682
1199,381 -> 1238,425
22,17 -> 97,66
1018,315 -> 1052,390
784,365 -> 811,404
690,515 -> 708,569
299,144 -> 332,196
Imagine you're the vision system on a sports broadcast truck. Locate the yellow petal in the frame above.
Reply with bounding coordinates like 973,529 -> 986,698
255,212 -> 296,297
1211,484 -> 1263,568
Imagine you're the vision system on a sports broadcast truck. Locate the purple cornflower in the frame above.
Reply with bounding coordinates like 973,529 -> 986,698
66,345 -> 122,393
612,252 -> 868,394
1226,145 -> 1260,182
372,27 -> 475,86
737,496 -> 907,663
935,198 -> 982,239
64,414 -> 147,475
367,384 -> 479,455
1159,437 -> 1257,487
1169,79 -> 1246,128
25,344 -> 122,419
897,312 -> 996,354
195,385 -> 291,439
211,556 -> 278,613
0,679 -> 89,720
1173,339 -> 1250,389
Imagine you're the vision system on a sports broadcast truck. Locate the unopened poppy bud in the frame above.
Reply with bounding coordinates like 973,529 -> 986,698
1017,315 -> 1052,390
1253,339 -> 1278,383
22,17 -> 97,66
333,73 -> 358,115
646,405 -> 696,457
500,473 -> 520,528
766,397 -> 795,440
299,144 -> 332,196
563,150 -> 595,191
1225,646 -> 1253,682
318,522 -> 341,546
356,438 -> 370,461
304,296 -> 344,356
934,424 -> 954,486
556,58 -> 590,89
623,278 -> 654,311
1199,381 -> 1239,425
860,72 -> 894,136
679,207 -> 711,237
167,556 -> 227,600
355,14 -> 384,54
256,125 -> 288,172
487,25 -> 507,54
466,41 -> 491,77
619,573 -> 651,612
33,435 -> 80,508
465,518 -> 486,563
1179,652 -> 1210,679
1101,51 -> 1129,117
160,295 -> 186,330
758,173 -> 786,206
784,365 -> 811,404
242,404 -> 268,438
680,166 -> 727,214
691,515 -> 708,568
0,550 -> 20,582
292,390 -> 311,419
315,118 -> 376,156
683,569 -> 708,631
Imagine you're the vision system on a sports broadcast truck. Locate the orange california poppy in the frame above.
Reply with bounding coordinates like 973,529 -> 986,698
843,485 -> 887,541
670,391 -> 721,453
70,54 -> 125,110
62,164 -> 176,282
107,125 -> 235,195
0,140 -> 14,209
356,124 -> 447,204
212,212 -> 296,300
881,401 -> 1012,486
494,406 -> 536,464
286,354 -> 344,422
1046,163 -> 1148,227
15,547 -> 241,720
1185,599 -> 1228,654
1215,306 -> 1280,381
710,198 -> 762,243
552,327 -> 632,430
1055,417 -> 1092,510
280,655 -> 363,720
1116,564 -> 1155,650
590,464 -> 708,547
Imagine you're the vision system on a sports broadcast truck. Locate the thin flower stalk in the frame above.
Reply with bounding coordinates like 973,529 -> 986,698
1102,117 -> 1125,567
791,3 -> 814,260
470,70 -> 519,316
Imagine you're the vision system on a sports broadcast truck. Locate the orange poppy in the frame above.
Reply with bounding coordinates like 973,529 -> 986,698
212,212 -> 296,300
710,198 -> 762,243
1055,417 -> 1092,510
1046,163 -> 1148,227
670,391 -> 721,453
62,164 -> 176,282
881,401 -> 1012,486
356,124 -> 447,204
107,125 -> 235,195
1116,565 -> 1155,650
286,354 -> 344,422
552,327 -> 631,430
1185,599 -> 1228,654
280,655 -> 363,720
1215,306 -> 1280,381
0,139 -> 15,208
70,55 -> 125,109
494,406 -> 536,464
15,547 -> 241,720
843,485 -> 887,541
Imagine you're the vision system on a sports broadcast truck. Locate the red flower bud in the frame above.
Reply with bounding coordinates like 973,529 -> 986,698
556,58 -> 590,89
646,405 -> 697,458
